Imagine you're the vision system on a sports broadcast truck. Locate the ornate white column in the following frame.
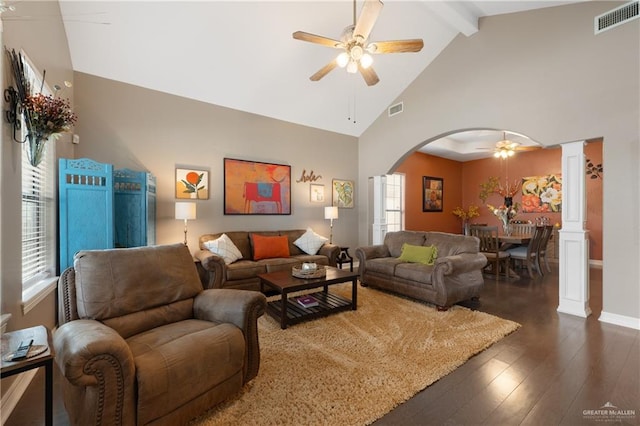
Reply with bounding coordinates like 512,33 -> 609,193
371,175 -> 387,245
557,141 -> 591,317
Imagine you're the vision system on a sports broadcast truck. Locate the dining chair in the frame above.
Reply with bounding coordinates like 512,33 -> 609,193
536,225 -> 555,275
510,222 -> 535,236
470,226 -> 510,279
505,225 -> 545,278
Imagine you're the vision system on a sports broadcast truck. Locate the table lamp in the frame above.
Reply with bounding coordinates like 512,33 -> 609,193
175,202 -> 197,245
324,206 -> 339,244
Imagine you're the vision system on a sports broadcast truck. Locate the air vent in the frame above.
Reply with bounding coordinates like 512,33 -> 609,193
594,1 -> 639,34
388,102 -> 403,117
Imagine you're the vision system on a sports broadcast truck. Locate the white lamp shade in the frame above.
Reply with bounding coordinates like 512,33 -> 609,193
175,202 -> 197,220
324,206 -> 339,220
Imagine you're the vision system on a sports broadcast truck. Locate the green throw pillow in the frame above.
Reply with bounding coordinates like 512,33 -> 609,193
398,243 -> 438,265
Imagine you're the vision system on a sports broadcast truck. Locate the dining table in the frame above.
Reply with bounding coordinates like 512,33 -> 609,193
497,233 -> 532,278
498,233 -> 532,248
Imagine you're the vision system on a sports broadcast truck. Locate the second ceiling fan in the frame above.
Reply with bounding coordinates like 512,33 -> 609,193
292,0 -> 424,86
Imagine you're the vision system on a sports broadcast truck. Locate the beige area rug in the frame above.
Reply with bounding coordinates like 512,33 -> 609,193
191,284 -> 520,426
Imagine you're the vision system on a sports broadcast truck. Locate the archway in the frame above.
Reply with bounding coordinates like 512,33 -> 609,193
370,129 -> 599,318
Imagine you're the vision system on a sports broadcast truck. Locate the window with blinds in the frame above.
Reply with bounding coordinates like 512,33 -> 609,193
20,52 -> 56,289
22,145 -> 55,286
385,173 -> 405,232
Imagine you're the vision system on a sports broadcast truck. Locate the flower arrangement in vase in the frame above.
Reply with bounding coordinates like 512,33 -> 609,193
487,203 -> 519,235
6,49 -> 77,167
452,205 -> 480,235
479,176 -> 522,207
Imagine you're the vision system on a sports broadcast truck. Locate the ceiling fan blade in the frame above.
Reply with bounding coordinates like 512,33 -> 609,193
359,65 -> 380,86
516,146 -> 542,151
310,60 -> 338,81
353,0 -> 383,41
293,31 -> 342,48
370,39 -> 424,54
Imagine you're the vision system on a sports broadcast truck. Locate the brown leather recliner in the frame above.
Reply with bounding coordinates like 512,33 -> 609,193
54,243 -> 266,426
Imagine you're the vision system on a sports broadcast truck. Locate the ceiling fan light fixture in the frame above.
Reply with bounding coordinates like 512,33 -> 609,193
350,44 -> 364,60
346,60 -> 359,74
360,53 -> 373,69
337,52 -> 350,68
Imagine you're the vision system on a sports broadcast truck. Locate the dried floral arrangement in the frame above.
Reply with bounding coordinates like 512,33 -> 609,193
452,205 -> 480,221
478,176 -> 521,203
6,48 -> 77,166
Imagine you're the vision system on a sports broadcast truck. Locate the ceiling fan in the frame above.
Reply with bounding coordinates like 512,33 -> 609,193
292,0 -> 424,86
489,132 -> 541,158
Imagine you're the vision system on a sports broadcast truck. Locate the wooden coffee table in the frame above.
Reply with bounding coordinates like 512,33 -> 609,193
258,266 -> 358,329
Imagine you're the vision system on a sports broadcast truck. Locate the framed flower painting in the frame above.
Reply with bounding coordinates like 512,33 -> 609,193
310,184 -> 325,203
521,174 -> 562,213
176,168 -> 209,199
422,176 -> 443,212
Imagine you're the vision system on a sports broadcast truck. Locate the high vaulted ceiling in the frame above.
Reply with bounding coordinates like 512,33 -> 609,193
48,1 -> 581,153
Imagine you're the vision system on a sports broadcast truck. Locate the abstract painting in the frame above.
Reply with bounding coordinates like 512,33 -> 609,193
224,158 -> 291,215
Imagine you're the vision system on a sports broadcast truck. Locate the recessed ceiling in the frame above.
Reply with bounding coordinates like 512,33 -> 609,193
23,1 -> 583,147
419,129 -> 543,162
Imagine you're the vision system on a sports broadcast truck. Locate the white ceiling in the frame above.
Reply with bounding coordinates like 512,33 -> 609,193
49,1 -> 578,157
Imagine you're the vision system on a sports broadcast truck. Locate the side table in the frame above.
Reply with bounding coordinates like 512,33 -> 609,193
336,247 -> 354,272
1,325 -> 54,426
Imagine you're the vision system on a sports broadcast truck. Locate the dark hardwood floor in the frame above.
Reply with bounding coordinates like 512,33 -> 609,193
6,265 -> 639,425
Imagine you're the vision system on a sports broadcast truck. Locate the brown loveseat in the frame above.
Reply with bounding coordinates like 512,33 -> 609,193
355,231 -> 487,310
195,229 -> 340,291
54,244 -> 266,426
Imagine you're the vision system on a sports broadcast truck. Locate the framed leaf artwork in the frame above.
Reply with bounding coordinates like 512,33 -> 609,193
176,168 -> 209,199
224,158 -> 291,215
332,179 -> 354,208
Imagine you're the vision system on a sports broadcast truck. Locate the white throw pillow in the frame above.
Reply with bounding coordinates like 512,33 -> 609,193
294,227 -> 329,255
203,233 -> 243,265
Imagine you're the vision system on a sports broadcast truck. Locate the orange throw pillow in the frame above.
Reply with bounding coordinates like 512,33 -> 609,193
251,234 -> 290,260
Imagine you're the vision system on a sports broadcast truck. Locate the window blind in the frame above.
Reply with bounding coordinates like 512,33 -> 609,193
20,51 -> 56,287
22,141 -> 55,285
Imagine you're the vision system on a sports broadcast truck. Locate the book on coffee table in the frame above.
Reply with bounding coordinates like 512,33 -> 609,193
296,295 -> 319,308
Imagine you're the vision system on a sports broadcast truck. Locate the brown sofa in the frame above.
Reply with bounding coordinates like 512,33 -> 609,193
54,243 -> 266,426
355,231 -> 487,310
195,230 -> 340,291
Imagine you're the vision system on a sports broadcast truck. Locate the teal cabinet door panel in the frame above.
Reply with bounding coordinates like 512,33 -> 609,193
59,158 -> 114,272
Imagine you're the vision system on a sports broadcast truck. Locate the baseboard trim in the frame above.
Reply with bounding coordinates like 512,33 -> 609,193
599,311 -> 640,330
0,369 -> 38,424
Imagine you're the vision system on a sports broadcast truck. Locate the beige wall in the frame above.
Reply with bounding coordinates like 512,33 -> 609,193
72,73 -> 359,251
0,0 -> 75,396
1,1 -> 74,333
358,2 -> 639,321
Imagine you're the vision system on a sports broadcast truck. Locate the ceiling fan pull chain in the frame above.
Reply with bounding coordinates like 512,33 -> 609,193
352,81 -> 357,124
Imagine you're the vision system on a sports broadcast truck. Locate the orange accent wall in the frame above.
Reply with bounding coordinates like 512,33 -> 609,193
396,153 -> 464,234
396,142 -> 603,260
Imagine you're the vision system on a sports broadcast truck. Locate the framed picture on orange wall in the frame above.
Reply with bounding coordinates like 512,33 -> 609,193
422,176 -> 443,212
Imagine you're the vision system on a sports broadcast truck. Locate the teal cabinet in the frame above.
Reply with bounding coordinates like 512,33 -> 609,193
59,159 -> 156,272
59,158 -> 114,272
114,169 -> 156,248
